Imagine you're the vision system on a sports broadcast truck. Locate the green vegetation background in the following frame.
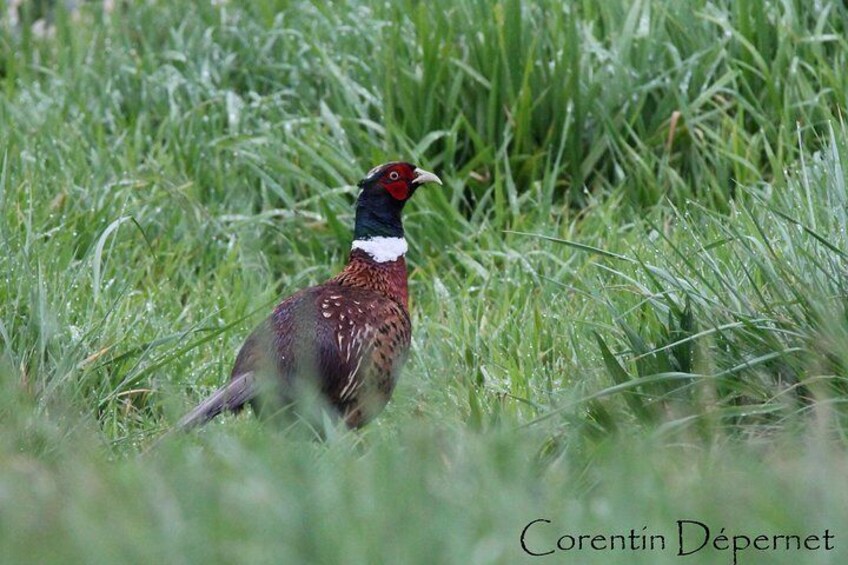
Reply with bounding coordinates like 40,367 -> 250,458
1,0 -> 847,563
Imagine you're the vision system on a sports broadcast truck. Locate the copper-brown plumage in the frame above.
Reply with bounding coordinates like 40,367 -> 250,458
176,162 -> 441,431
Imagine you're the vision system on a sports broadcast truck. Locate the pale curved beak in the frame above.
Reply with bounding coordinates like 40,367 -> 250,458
412,167 -> 442,186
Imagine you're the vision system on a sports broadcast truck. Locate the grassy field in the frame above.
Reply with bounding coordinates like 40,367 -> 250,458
2,0 -> 848,563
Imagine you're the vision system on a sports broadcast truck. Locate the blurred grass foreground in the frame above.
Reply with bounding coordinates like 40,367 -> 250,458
1,0 -> 848,563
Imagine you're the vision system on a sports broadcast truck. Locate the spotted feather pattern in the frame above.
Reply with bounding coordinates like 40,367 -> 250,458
228,249 -> 412,428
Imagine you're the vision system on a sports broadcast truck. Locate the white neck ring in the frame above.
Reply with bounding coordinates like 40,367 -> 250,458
351,236 -> 407,263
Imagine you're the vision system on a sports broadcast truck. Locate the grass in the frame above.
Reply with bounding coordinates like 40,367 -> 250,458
2,0 -> 848,563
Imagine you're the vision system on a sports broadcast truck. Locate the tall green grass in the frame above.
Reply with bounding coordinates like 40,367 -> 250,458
3,0 -> 846,215
1,0 -> 848,562
541,129 -> 848,441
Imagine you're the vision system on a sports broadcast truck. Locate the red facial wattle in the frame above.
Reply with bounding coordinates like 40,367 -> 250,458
383,180 -> 410,200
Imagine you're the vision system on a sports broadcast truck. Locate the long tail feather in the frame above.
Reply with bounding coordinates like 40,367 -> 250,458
177,372 -> 256,431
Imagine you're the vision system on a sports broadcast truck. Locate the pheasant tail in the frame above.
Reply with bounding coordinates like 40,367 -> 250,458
176,372 -> 256,430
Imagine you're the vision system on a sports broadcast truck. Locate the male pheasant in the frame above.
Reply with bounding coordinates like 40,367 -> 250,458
177,162 -> 442,430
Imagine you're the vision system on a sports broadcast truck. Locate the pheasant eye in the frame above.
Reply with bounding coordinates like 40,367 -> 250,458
388,171 -> 399,181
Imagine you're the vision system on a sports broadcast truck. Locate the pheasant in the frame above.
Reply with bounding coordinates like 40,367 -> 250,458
177,162 -> 442,430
